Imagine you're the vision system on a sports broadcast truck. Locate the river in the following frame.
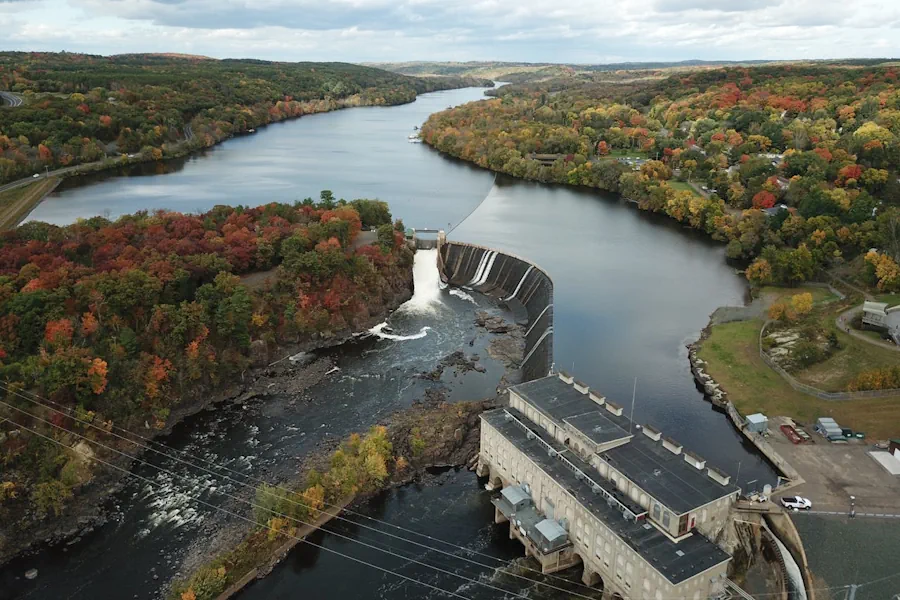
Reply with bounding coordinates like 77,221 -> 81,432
5,85 -> 776,600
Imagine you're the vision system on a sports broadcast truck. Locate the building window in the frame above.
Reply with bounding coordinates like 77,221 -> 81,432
625,563 -> 634,589
615,555 -> 624,581
594,536 -> 603,560
663,511 -> 671,528
603,542 -> 612,568
653,504 -> 661,520
678,513 -> 690,536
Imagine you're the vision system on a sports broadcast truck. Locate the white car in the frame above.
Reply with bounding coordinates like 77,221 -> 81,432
781,496 -> 812,510
32,173 -> 40,178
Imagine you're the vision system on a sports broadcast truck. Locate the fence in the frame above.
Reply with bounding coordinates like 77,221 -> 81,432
758,320 -> 900,401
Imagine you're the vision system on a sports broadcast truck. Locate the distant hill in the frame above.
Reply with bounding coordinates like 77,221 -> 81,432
366,58 -> 900,83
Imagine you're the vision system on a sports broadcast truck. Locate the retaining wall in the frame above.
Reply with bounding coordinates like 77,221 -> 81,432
439,241 -> 553,381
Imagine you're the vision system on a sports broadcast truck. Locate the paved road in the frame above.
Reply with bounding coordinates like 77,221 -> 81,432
0,165 -> 85,195
0,91 -> 23,107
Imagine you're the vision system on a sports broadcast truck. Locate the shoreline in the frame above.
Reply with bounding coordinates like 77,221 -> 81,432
6,84 -> 491,228
166,311 -> 526,600
0,268 -> 414,567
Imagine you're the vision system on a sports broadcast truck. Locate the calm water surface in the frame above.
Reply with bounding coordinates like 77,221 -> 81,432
5,85 -> 784,600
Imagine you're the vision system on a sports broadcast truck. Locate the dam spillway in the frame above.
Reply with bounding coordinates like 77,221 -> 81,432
439,240 -> 553,381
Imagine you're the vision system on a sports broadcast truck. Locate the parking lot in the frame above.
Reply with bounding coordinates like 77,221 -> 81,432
767,416 -> 900,514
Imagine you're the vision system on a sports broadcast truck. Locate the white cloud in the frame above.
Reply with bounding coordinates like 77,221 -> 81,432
3,0 -> 898,62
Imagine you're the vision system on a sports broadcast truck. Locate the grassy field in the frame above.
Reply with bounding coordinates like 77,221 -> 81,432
698,319 -> 900,439
0,177 -> 61,230
667,180 -> 702,197
876,293 -> 900,308
759,285 -> 839,306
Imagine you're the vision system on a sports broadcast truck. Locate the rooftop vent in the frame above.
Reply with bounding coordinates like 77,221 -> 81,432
589,391 -> 606,407
558,371 -> 574,384
643,523 -> 653,530
642,424 -> 662,442
707,466 -> 731,486
526,431 -> 535,440
662,437 -> 683,455
683,450 -> 706,470
675,550 -> 685,557
604,401 -> 624,417
573,380 -> 590,394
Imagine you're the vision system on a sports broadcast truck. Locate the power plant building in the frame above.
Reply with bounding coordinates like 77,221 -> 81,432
478,374 -> 740,599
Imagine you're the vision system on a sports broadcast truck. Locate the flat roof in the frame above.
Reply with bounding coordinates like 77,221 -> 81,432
563,411 -> 632,446
604,431 -> 738,514
484,409 -> 731,585
511,376 -> 600,423
512,377 -> 739,514
746,413 -> 768,423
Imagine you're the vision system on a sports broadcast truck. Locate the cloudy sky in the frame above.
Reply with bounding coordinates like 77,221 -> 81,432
2,0 -> 899,63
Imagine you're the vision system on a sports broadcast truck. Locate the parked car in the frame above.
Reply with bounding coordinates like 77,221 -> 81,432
32,173 -> 40,178
781,496 -> 812,510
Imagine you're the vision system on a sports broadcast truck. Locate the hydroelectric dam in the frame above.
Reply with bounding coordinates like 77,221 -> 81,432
435,233 -> 554,382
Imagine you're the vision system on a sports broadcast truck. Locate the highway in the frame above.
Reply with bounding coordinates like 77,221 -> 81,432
0,91 -> 23,107
0,165 -> 83,195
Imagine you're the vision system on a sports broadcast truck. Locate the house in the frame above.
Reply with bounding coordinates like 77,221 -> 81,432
862,301 -> 889,329
760,152 -> 784,166
774,176 -> 791,191
763,204 -> 789,217
477,374 -> 738,599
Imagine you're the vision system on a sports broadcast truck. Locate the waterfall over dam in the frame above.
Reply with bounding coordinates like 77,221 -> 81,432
438,240 -> 553,381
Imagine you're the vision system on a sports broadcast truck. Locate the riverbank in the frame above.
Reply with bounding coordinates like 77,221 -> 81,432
168,399 -> 493,600
5,85 -> 490,228
0,177 -> 61,230
0,258 -> 414,566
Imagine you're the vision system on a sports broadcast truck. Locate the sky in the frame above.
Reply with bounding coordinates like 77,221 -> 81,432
1,0 -> 899,64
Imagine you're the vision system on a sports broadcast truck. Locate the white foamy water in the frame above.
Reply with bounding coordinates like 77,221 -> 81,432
368,322 -> 432,341
449,289 -> 476,303
402,248 -> 442,313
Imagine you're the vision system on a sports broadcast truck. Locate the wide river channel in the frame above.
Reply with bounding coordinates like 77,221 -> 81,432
5,86 -> 778,600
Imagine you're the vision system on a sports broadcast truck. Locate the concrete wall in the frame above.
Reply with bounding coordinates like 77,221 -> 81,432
480,420 -> 730,600
439,241 -> 554,381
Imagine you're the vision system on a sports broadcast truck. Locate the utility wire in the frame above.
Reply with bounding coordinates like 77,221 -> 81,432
0,381 -> 610,596
7,403 -> 864,600
0,398 -> 579,600
3,387 -> 884,600
8,417 -> 474,600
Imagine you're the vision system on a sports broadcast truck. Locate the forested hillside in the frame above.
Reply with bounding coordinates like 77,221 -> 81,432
422,65 -> 900,291
0,196 -> 411,553
0,53 -> 489,183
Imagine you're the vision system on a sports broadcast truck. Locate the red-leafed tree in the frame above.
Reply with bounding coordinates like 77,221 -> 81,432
752,191 -> 777,210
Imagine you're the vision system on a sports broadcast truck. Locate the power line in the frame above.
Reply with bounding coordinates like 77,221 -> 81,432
3,388 -> 889,600
0,381 -> 611,597
8,417 -> 474,600
0,398 -> 581,600
8,402 -> 865,600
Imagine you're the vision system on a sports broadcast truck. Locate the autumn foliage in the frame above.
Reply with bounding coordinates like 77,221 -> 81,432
0,198 -> 405,526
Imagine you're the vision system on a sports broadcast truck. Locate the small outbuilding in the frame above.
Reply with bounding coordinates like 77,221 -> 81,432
746,413 -> 769,434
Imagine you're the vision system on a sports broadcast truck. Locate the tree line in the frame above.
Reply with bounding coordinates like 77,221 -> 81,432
421,64 -> 900,291
0,194 -> 407,543
0,52 -> 491,183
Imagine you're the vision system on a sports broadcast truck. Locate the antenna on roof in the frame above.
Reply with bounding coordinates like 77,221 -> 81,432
629,377 -> 637,435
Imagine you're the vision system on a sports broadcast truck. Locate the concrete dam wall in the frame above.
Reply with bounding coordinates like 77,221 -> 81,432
438,241 -> 553,381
